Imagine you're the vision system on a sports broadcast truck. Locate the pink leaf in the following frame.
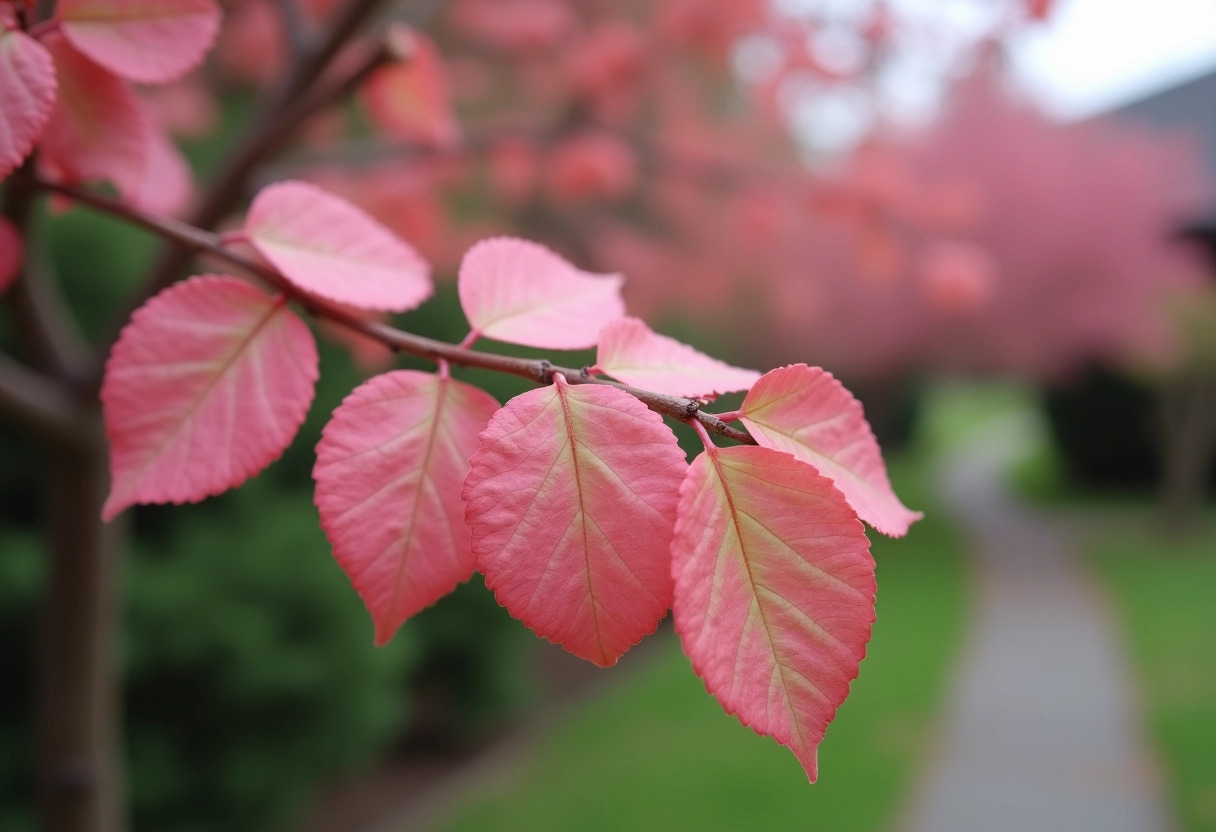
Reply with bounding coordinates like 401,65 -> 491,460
740,365 -> 921,537
595,317 -> 761,397
57,0 -> 221,84
0,23 -> 56,180
245,180 -> 433,313
361,25 -> 461,149
1025,0 -> 1053,21
0,216 -> 20,295
128,116 -> 193,216
315,371 -> 499,646
458,237 -> 625,349
39,33 -> 151,201
464,379 -> 686,666
671,444 -> 876,781
102,275 -> 318,520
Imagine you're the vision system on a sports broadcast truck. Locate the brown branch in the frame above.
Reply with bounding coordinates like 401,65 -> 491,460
271,0 -> 386,113
0,353 -> 92,448
40,179 -> 756,446
274,0 -> 311,60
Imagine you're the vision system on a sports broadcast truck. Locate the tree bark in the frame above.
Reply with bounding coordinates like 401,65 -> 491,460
1159,371 -> 1216,533
35,415 -> 127,832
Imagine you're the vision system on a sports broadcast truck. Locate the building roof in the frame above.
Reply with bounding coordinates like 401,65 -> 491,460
1108,67 -> 1216,222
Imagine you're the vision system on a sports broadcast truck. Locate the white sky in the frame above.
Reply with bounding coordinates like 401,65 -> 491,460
776,0 -> 1216,156
1008,0 -> 1216,119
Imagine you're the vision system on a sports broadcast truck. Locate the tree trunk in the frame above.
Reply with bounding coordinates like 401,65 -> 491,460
35,413 -> 127,832
1159,372 -> 1216,533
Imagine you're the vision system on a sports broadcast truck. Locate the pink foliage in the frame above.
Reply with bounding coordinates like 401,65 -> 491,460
565,21 -> 647,123
448,0 -> 576,54
917,239 -> 999,314
458,237 -> 625,348
56,0 -> 221,84
546,131 -> 638,205
2,0 -> 950,785
299,163 -> 458,271
315,371 -> 500,645
0,22 -> 56,179
487,137 -> 540,206
360,25 -> 461,149
901,72 -> 1211,377
1025,0 -> 1053,21
740,365 -> 922,537
140,74 -> 219,138
671,444 -> 876,781
102,276 -> 318,520
38,33 -> 152,204
0,216 -> 20,295
245,180 -> 433,313
130,118 -> 194,217
211,0 -> 282,85
723,73 -> 1213,383
465,379 -> 686,666
657,0 -> 766,61
595,317 -> 760,398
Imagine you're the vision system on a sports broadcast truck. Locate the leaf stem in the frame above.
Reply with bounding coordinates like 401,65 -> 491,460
36,179 -> 756,446
690,418 -> 716,453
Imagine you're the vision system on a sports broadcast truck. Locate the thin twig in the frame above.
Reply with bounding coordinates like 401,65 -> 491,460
39,179 -> 756,446
267,0 -> 386,117
274,0 -> 311,60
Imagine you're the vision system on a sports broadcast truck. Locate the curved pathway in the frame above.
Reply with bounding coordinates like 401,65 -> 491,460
896,414 -> 1174,832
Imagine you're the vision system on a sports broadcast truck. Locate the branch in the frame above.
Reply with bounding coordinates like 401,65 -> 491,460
38,179 -> 756,445
274,0 -> 311,61
0,352 -> 93,448
271,0 -> 386,113
1,161 -> 92,384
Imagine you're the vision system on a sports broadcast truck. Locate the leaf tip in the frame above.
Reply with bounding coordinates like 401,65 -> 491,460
372,623 -> 399,648
99,494 -> 125,523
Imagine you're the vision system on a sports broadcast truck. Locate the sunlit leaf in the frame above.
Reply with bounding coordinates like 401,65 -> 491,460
0,22 -> 56,179
315,370 -> 499,646
464,380 -> 685,666
740,364 -> 921,537
458,237 -> 625,349
246,180 -> 433,313
671,444 -> 875,781
102,275 -> 317,520
595,316 -> 760,397
57,0 -> 221,83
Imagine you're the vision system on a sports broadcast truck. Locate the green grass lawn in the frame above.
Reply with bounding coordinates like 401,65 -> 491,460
426,455 -> 967,832
1093,521 -> 1216,832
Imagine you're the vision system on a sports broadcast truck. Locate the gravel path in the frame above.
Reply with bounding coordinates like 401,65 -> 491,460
895,414 -> 1174,832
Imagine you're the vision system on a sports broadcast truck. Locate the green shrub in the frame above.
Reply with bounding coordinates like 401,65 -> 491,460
1,482 -> 418,832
